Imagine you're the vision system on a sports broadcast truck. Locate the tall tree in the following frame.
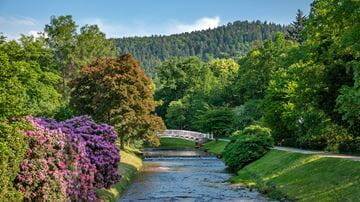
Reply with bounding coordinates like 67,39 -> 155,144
44,16 -> 117,99
286,9 -> 306,43
70,54 -> 165,148
155,57 -> 204,117
74,24 -> 117,70
44,15 -> 77,97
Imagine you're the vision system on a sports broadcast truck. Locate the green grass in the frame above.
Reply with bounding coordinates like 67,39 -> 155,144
230,150 -> 360,201
97,150 -> 143,202
157,137 -> 196,148
202,140 -> 229,155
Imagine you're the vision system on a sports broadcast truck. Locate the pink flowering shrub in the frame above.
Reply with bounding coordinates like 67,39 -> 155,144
15,120 -> 69,201
15,116 -> 120,201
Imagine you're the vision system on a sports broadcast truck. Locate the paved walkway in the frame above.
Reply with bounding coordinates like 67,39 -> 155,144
273,146 -> 360,161
216,139 -> 360,161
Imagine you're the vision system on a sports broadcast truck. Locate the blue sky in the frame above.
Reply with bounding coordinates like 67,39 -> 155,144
0,0 -> 313,39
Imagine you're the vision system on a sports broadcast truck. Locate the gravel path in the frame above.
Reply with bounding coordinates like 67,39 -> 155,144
217,139 -> 360,161
273,146 -> 360,161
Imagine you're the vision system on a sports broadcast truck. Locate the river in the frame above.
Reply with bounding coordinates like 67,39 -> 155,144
120,149 -> 267,201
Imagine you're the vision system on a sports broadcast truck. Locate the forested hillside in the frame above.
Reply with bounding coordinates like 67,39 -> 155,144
114,20 -> 287,75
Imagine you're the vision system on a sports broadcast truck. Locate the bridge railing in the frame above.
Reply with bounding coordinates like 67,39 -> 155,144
159,129 -> 214,141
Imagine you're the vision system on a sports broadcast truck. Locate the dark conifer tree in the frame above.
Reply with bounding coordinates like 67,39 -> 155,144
286,9 -> 307,43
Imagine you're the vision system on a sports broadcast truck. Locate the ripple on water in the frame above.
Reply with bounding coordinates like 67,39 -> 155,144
120,150 -> 267,202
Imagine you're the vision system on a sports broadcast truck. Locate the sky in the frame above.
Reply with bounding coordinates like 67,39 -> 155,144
0,0 -> 313,39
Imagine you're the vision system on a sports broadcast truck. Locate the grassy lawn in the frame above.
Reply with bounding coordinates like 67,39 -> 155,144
97,150 -> 143,201
230,150 -> 360,201
202,140 -> 229,155
157,137 -> 196,148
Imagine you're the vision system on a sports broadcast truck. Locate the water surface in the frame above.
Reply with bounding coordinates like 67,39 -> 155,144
120,149 -> 267,202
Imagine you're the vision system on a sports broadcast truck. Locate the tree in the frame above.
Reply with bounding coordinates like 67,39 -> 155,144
286,9 -> 306,43
155,57 -> 204,117
44,15 -> 77,97
73,24 -> 117,70
233,99 -> 264,130
44,15 -> 117,99
194,106 -> 235,137
232,33 -> 297,105
0,36 -> 62,119
165,100 -> 188,129
70,54 -> 165,148
337,87 -> 360,134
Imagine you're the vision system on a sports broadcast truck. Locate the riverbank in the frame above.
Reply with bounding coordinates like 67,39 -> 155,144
202,139 -> 229,155
202,140 -> 360,201
231,150 -> 360,201
97,150 -> 143,201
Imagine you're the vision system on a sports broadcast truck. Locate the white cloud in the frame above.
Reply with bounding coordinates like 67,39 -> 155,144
1,16 -> 222,40
82,16 -> 221,38
0,16 -> 40,39
28,30 -> 44,38
169,16 -> 221,34
81,18 -> 151,38
0,16 -> 37,26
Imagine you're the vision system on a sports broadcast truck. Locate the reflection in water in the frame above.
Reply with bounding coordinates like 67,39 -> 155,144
120,150 -> 267,202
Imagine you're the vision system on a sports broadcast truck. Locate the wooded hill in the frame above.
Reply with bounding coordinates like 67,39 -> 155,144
113,20 -> 287,75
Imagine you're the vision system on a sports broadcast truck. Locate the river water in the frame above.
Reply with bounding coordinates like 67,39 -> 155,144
120,149 -> 267,202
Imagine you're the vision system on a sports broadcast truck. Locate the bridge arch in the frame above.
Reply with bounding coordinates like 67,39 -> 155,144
159,129 -> 214,144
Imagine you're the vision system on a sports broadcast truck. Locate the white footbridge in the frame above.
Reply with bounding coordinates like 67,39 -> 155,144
159,129 -> 214,144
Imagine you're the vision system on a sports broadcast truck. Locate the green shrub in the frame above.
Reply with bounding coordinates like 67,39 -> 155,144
297,121 -> 352,152
223,125 -> 274,172
339,137 -> 360,154
233,99 -> 263,130
0,120 -> 28,201
53,104 -> 75,121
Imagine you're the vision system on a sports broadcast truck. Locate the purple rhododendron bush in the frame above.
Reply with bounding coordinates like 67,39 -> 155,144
15,116 -> 120,201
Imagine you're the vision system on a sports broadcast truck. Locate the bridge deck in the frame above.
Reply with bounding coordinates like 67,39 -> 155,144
159,129 -> 214,143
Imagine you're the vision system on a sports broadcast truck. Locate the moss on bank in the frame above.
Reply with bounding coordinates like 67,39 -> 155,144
97,150 -> 143,201
230,150 -> 360,201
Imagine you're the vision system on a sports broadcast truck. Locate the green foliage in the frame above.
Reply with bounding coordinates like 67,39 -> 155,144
339,137 -> 360,154
165,100 -> 188,129
0,120 -> 28,201
154,0 -> 360,154
286,9 -> 307,43
222,125 -> 274,171
45,15 -> 117,98
336,86 -> 360,134
70,54 -> 165,148
74,24 -> 117,68
0,37 -> 62,119
233,99 -> 263,130
155,57 -> 204,118
115,20 -> 287,76
232,33 -> 297,104
53,104 -> 75,121
195,106 -> 235,137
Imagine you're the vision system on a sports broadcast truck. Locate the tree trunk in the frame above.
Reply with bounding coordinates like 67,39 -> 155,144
120,135 -> 125,149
